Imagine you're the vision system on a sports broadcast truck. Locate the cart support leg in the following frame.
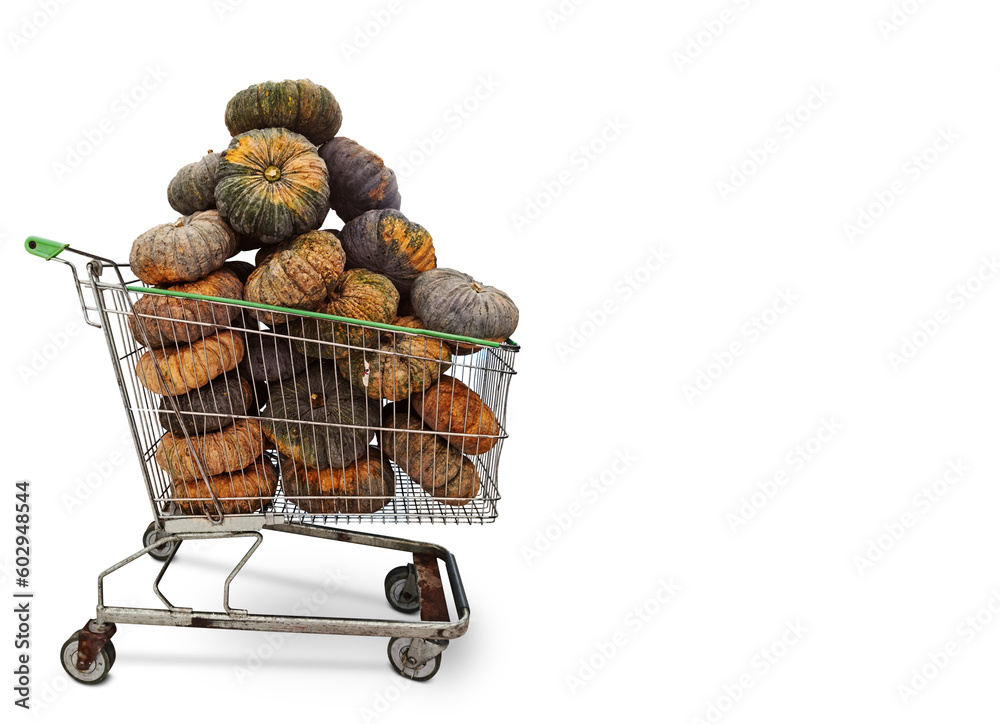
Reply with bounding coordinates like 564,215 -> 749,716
74,619 -> 116,672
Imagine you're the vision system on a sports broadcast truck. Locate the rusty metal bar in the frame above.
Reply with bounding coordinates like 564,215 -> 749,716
414,553 -> 449,623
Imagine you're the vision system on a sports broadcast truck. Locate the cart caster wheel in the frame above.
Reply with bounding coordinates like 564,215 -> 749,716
60,633 -> 113,684
384,565 -> 420,613
143,522 -> 177,561
387,637 -> 441,681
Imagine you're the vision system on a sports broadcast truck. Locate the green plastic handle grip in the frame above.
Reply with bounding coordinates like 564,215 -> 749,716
25,236 -> 69,260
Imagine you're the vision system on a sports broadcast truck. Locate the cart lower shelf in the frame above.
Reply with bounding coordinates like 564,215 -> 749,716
60,522 -> 469,683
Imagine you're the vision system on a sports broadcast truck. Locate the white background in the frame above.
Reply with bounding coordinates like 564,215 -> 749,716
3,0 -> 1000,721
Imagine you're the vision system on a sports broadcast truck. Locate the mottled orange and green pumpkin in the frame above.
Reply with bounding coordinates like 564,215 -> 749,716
225,79 -> 342,146
129,210 -> 238,285
243,230 -> 346,325
167,150 -> 221,215
215,127 -> 330,245
339,209 -> 436,298
337,330 -> 451,401
288,268 -> 399,360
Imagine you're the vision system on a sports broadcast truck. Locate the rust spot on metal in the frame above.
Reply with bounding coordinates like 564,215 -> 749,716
190,617 -> 212,628
413,553 -> 449,623
75,620 -> 116,671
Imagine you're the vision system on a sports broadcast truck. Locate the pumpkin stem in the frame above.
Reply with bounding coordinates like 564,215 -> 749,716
309,392 -> 325,408
470,282 -> 484,293
264,165 -> 282,182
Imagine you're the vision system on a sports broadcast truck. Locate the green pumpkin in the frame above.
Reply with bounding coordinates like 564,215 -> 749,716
215,127 -> 330,245
261,359 -> 380,469
225,79 -> 342,146
167,150 -> 221,215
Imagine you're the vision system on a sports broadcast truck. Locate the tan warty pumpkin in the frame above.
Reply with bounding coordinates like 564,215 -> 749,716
288,268 -> 399,360
128,267 -> 244,349
129,210 -> 238,285
170,456 -> 278,515
215,127 -> 330,245
279,448 -> 395,515
154,419 -> 265,482
136,329 -> 245,395
243,230 -> 346,325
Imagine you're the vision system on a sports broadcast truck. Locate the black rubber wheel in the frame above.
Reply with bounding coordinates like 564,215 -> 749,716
384,565 -> 420,614
143,522 -> 177,561
60,633 -> 113,685
387,637 -> 441,681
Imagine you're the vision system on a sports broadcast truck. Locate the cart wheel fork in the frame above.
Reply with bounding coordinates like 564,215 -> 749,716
66,620 -> 116,675
387,637 -> 447,680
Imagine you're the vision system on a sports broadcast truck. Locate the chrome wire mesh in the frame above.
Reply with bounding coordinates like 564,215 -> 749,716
91,277 -> 518,525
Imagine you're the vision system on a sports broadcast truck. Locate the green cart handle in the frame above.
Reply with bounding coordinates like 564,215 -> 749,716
25,236 -> 69,260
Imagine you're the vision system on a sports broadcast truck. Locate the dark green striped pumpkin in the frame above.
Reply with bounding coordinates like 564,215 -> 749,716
224,79 -> 342,146
215,128 -> 330,245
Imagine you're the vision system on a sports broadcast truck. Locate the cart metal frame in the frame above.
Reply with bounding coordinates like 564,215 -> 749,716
27,237 -> 517,684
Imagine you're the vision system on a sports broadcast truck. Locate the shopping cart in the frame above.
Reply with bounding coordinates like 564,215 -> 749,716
25,236 -> 519,683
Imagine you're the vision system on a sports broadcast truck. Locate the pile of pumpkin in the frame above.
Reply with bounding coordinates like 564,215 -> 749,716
126,79 -> 519,517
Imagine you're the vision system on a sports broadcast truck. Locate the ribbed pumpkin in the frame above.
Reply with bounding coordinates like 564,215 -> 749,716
318,137 -> 401,224
225,79 -> 342,146
379,405 -> 480,506
339,210 -> 436,297
337,332 -> 451,401
171,456 -> 278,515
167,151 -> 221,215
241,325 -> 309,383
154,419 -> 265,481
158,374 -> 254,435
243,230 -> 345,325
411,377 -> 499,455
391,315 -> 425,330
411,268 -> 519,344
130,210 -> 238,285
288,268 -> 399,360
262,360 -> 380,469
215,128 -> 330,245
279,448 -> 395,515
129,267 -> 243,349
136,330 -> 245,395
